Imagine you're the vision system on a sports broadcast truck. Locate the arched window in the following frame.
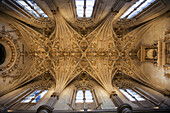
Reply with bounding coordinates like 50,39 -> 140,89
74,89 -> 95,109
118,86 -> 162,108
69,88 -> 97,110
120,0 -> 156,19
113,71 -> 169,108
1,88 -> 46,110
3,0 -> 48,19
75,90 -> 83,103
21,89 -> 48,103
75,0 -> 95,18
120,89 -> 145,101
85,90 -> 93,103
75,90 -> 93,103
15,0 -> 48,18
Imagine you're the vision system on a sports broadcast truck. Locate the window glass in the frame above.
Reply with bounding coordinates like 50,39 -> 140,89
75,0 -> 95,18
21,90 -> 41,103
32,90 -> 48,103
120,89 -> 135,101
121,0 -> 155,19
75,0 -> 84,17
126,89 -> 145,101
85,0 -> 95,18
121,0 -> 144,18
85,90 -> 93,103
76,90 -> 84,103
15,0 -> 48,18
75,90 -> 93,103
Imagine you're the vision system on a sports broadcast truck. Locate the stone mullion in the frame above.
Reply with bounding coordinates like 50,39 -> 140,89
124,89 -> 143,108
68,89 -> 76,110
9,89 -> 35,109
132,88 -> 156,107
83,89 -> 86,109
23,0 -> 42,18
91,89 -> 97,108
73,89 -> 78,109
24,89 -> 44,110
4,88 -> 31,108
92,89 -> 101,109
125,0 -> 147,18
31,89 -> 44,102
89,89 -> 95,109
73,89 -> 77,109
135,87 -> 160,102
9,0 -> 32,18
133,87 -> 160,106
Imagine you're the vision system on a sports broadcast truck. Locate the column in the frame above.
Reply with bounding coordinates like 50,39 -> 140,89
110,91 -> 123,107
36,92 -> 58,113
110,91 -> 133,113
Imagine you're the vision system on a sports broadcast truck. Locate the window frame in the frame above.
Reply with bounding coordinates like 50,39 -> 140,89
20,89 -> 48,104
119,88 -> 145,102
120,0 -> 156,19
75,89 -> 94,104
11,0 -> 48,19
75,0 -> 95,18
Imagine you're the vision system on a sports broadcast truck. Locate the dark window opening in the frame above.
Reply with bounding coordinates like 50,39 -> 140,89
0,44 -> 6,65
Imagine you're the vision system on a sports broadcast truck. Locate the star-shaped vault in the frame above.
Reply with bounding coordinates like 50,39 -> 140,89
0,10 -> 163,96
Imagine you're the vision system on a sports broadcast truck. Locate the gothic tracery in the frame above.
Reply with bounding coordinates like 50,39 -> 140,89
0,0 -> 170,112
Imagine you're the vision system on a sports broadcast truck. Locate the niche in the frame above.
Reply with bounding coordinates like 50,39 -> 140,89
0,43 -> 6,65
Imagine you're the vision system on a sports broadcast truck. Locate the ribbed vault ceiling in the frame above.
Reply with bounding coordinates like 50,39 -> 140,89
0,0 -> 169,96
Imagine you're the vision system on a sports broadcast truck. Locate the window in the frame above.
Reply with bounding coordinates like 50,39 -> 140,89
120,89 -> 145,101
85,90 -> 93,103
75,0 -> 95,18
15,0 -> 48,18
120,0 -> 156,19
21,90 -> 48,103
32,90 -> 48,103
0,43 -> 6,65
75,90 -> 84,103
75,90 -> 93,103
